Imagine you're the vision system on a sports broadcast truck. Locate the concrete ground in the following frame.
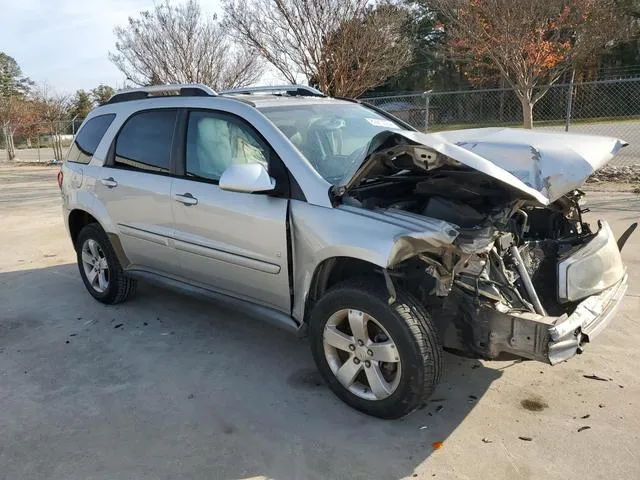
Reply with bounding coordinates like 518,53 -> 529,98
1,164 -> 639,480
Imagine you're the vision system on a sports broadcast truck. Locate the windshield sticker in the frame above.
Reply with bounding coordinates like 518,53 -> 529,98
366,118 -> 400,129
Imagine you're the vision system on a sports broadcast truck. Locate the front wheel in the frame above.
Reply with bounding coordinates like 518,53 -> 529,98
309,278 -> 442,419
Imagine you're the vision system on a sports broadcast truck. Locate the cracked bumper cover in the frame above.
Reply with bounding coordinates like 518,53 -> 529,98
547,273 -> 628,364
442,273 -> 628,365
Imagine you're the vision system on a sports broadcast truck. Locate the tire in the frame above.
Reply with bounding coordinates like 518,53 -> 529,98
309,278 -> 442,419
75,223 -> 136,304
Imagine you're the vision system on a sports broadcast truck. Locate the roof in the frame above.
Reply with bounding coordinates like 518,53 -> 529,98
223,94 -> 354,109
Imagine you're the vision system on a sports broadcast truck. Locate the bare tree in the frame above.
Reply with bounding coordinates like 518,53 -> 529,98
109,0 -> 263,89
224,0 -> 413,97
429,0 -> 637,128
33,85 -> 69,161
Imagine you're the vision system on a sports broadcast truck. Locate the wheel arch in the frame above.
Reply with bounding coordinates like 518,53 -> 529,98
67,208 -> 130,268
302,256 -> 385,323
68,209 -> 101,248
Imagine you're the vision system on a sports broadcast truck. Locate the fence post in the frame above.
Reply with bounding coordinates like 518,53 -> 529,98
565,69 -> 575,132
423,90 -> 433,131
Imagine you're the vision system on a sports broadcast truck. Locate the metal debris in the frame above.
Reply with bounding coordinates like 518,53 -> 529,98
583,374 -> 609,382
578,426 -> 591,432
518,436 -> 533,441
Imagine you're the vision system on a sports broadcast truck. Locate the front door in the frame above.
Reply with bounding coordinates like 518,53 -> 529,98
170,110 -> 290,313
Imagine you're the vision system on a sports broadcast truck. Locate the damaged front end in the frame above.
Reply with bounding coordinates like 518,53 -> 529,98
339,129 -> 630,364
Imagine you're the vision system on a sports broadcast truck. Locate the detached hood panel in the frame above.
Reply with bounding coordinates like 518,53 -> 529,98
357,128 -> 627,205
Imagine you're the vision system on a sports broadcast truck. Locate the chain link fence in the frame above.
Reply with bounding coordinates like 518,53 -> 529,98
3,77 -> 639,166
1,118 -> 83,163
362,77 -> 640,166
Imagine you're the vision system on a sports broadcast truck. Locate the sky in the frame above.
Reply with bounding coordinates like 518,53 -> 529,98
0,0 -> 229,94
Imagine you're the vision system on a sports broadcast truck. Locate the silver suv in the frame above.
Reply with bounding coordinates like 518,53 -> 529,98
60,84 -> 631,419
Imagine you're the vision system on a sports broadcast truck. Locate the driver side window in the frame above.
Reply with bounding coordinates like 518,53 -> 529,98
185,111 -> 268,182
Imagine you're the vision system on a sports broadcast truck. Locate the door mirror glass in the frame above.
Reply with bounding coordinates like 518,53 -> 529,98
219,163 -> 276,193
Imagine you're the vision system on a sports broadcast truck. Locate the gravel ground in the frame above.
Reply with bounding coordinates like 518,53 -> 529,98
1,164 -> 639,480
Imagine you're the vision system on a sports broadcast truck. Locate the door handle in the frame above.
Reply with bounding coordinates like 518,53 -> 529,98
174,192 -> 198,206
101,177 -> 118,188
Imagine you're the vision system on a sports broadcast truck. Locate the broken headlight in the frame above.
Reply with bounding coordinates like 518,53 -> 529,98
558,221 -> 625,302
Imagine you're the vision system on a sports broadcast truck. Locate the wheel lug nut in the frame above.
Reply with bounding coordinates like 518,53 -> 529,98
348,344 -> 355,351
365,360 -> 371,368
357,340 -> 364,346
367,349 -> 373,356
353,358 -> 360,364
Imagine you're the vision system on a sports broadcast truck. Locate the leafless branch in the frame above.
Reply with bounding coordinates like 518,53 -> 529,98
109,0 -> 263,89
223,0 -> 413,97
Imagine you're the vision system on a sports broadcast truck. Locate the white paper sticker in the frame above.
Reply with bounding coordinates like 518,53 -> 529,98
366,117 -> 400,129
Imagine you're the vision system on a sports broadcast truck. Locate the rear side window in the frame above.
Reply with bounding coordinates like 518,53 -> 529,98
67,114 -> 115,164
114,110 -> 177,173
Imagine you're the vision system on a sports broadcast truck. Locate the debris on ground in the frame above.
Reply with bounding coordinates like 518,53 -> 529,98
518,436 -> 533,441
469,395 -> 478,400
432,441 -> 444,450
419,426 -> 428,430
581,414 -> 590,419
578,426 -> 591,433
588,165 -> 640,183
435,405 -> 444,413
114,323 -> 124,329
599,404 -> 605,408
69,333 -> 77,337
187,393 -> 195,399
583,374 -> 609,382
482,438 -> 492,444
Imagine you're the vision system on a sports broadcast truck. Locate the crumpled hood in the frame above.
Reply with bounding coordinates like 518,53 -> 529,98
348,128 -> 627,205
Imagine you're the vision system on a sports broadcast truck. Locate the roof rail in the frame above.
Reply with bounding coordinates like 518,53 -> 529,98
219,84 -> 325,97
106,84 -> 218,104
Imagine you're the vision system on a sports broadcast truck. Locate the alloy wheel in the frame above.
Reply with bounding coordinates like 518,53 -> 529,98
323,309 -> 402,401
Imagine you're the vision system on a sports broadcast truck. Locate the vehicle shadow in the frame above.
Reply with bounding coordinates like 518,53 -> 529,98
0,264 -> 502,480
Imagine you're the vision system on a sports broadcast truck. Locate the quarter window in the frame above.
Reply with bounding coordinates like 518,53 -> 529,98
114,110 -> 177,173
67,114 -> 115,164
185,111 -> 268,182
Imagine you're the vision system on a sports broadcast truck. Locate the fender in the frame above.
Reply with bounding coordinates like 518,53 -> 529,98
289,200 -> 458,322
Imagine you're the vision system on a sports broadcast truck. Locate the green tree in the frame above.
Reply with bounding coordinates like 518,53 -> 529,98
0,53 -> 33,159
91,84 -> 115,106
68,90 -> 94,119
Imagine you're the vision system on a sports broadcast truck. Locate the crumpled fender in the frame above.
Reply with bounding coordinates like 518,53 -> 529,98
290,201 -> 458,322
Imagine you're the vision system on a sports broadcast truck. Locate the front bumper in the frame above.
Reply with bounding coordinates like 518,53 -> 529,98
547,273 -> 628,364
441,273 -> 628,365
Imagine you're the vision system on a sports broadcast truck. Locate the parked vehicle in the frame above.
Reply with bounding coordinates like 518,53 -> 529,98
60,84 -> 632,419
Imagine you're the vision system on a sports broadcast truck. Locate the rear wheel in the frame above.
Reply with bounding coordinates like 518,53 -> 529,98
76,224 -> 136,304
309,278 -> 442,419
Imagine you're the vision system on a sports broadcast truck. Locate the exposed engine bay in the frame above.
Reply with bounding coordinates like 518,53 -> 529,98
345,166 -> 591,312
340,143 -> 628,363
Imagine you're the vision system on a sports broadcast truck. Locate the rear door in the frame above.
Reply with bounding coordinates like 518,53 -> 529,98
170,109 -> 291,313
96,109 -> 179,274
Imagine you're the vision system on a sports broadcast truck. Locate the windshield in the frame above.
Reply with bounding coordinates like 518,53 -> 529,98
259,103 -> 407,184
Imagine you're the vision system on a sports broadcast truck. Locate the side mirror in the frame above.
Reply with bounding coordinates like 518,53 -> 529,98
219,163 -> 276,194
